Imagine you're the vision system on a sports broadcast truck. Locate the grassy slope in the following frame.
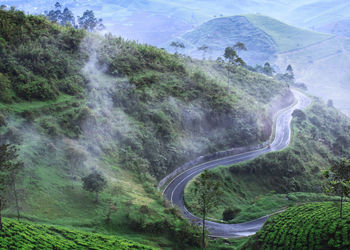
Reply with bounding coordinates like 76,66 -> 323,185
243,14 -> 332,52
0,9 -> 290,248
185,97 -> 350,223
0,218 -> 156,249
244,202 -> 350,249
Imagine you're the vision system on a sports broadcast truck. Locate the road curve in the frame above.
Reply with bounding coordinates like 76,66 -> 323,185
162,89 -> 311,238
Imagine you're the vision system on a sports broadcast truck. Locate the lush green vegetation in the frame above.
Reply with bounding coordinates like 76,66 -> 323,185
185,97 -> 350,223
0,9 -> 293,248
244,202 -> 350,249
0,218 -> 156,249
0,8 -> 85,102
2,7 -> 348,249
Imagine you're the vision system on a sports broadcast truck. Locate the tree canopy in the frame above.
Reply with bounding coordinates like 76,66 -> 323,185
192,170 -> 222,249
82,170 -> 107,202
323,158 -> 350,218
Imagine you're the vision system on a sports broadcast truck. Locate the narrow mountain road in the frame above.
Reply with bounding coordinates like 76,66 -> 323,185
162,89 -> 311,238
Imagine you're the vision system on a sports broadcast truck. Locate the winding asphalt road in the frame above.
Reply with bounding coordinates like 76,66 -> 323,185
162,89 -> 311,238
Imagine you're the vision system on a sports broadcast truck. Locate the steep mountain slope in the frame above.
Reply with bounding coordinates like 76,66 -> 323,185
175,14 -> 331,65
0,9 -> 290,248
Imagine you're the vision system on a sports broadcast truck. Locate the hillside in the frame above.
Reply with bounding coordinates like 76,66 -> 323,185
185,97 -> 350,223
0,9 -> 291,248
286,0 -> 350,29
318,18 -> 350,37
243,202 -> 350,249
175,14 -> 331,65
243,14 -> 331,52
276,36 -> 350,116
0,218 -> 155,249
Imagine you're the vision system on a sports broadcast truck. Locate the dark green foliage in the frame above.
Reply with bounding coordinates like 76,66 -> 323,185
262,62 -> 274,76
222,207 -> 241,221
324,159 -> 350,218
82,170 -> 107,202
223,46 -> 246,67
78,10 -> 104,31
0,218 -> 154,249
292,109 -> 306,121
0,8 -> 85,102
244,202 -> 350,249
46,3 -> 76,27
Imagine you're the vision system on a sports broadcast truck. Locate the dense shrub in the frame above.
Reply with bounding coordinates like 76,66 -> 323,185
0,9 -> 85,102
222,207 -> 241,221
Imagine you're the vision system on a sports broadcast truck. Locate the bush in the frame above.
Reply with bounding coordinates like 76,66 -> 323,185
222,207 -> 241,221
16,77 -> 58,101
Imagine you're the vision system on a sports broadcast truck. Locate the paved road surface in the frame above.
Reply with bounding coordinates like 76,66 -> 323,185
162,90 -> 311,238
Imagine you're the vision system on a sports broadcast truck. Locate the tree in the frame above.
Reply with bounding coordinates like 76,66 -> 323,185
327,99 -> 334,108
323,159 -> 350,218
233,42 -> 247,55
78,10 -> 104,31
262,62 -> 274,76
61,7 -> 75,27
223,43 -> 246,89
286,64 -> 295,82
82,170 -> 107,203
0,144 -> 23,230
198,45 -> 209,60
192,170 -> 222,249
170,41 -> 185,54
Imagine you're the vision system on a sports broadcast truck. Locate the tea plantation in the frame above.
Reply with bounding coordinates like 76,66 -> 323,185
0,218 -> 156,249
244,202 -> 350,249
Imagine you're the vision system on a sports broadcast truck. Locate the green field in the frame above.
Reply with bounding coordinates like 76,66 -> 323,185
244,202 -> 350,249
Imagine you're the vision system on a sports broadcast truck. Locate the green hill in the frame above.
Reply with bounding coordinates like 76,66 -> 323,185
244,202 -> 350,249
0,218 -> 155,249
176,14 -> 331,65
